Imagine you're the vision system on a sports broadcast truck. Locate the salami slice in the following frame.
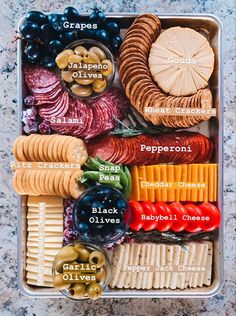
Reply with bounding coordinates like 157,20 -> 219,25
24,65 -> 57,89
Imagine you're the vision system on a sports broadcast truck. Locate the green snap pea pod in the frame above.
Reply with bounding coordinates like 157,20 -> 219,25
96,156 -> 116,167
123,166 -> 132,199
102,180 -> 123,190
119,167 -> 129,190
81,171 -> 102,183
85,157 -> 101,171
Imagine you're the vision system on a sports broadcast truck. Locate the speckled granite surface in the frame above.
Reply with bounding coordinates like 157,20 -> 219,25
0,0 -> 235,315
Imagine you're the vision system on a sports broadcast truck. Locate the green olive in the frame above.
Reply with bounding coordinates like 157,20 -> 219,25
89,47 -> 106,61
55,50 -> 74,69
68,54 -> 83,64
92,79 -> 107,93
76,247 -> 90,263
83,51 -> 100,64
69,283 -> 86,299
70,84 -> 93,97
57,246 -> 78,262
74,45 -> 88,57
54,273 -> 71,290
86,283 -> 103,300
61,70 -> 74,83
54,260 -> 64,273
89,251 -> 105,268
96,267 -> 106,283
75,78 -> 94,85
74,243 -> 85,252
101,59 -> 113,76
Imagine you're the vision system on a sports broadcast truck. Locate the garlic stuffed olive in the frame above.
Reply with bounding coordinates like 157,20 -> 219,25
53,243 -> 109,301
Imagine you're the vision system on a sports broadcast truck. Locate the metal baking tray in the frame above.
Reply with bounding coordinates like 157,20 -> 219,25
17,13 -> 224,298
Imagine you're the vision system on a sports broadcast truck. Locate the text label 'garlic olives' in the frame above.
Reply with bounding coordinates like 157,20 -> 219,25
62,263 -> 97,283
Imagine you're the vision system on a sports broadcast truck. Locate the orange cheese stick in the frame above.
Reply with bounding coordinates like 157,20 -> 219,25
130,166 -> 140,201
191,164 -> 198,202
175,165 -> 182,202
203,164 -> 209,202
146,166 -> 155,202
160,165 -> 167,202
208,164 -> 214,202
180,164 -> 187,201
167,165 -> 175,202
213,164 -> 218,201
187,164 -> 192,201
139,166 -> 148,201
198,164 -> 204,201
154,165 -> 162,202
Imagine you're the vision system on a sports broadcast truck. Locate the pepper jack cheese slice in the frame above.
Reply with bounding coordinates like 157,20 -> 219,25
149,27 -> 214,96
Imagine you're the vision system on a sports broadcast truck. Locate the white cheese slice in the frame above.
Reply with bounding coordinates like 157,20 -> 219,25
27,212 -> 63,219
27,195 -> 63,207
27,219 -> 64,226
185,243 -> 196,288
26,264 -> 52,276
147,243 -> 156,289
203,241 -> 213,286
27,278 -> 53,287
26,271 -> 53,283
109,244 -> 126,288
124,243 -> 135,288
142,243 -> 151,289
165,244 -> 174,288
159,244 -> 166,289
178,244 -> 190,289
191,243 -> 205,288
170,245 -> 182,289
136,243 -> 146,289
197,242 -> 208,287
116,243 -> 130,288
130,243 -> 141,289
153,244 -> 161,288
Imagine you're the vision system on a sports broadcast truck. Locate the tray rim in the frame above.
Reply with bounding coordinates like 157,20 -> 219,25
17,12 -> 224,298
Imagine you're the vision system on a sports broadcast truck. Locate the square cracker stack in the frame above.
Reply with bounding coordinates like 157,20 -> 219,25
26,195 -> 64,287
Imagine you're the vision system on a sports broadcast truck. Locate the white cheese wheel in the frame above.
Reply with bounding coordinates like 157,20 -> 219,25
148,27 -> 214,96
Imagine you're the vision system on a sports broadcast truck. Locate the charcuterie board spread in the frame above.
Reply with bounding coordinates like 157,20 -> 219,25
14,8 -> 222,299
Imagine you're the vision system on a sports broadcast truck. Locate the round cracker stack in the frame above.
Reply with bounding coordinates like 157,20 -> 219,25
119,14 -> 213,128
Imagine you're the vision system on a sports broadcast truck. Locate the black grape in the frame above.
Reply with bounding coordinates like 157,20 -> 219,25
64,7 -> 80,22
20,21 -> 39,40
26,11 -> 47,25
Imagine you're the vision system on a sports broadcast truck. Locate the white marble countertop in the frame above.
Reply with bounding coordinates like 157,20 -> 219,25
0,0 -> 235,315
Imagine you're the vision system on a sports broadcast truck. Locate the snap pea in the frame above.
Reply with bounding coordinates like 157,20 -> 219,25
81,171 -> 101,183
85,157 -> 101,171
95,157 -> 116,168
119,166 -> 129,190
123,166 -> 132,199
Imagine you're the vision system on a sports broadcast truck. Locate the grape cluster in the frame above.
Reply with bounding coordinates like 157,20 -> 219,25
63,199 -> 77,245
20,8 -> 122,68
22,96 -> 38,133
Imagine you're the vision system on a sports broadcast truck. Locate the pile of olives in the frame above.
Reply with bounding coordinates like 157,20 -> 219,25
56,40 -> 114,98
73,185 -> 130,245
19,8 -> 122,68
53,242 -> 110,300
